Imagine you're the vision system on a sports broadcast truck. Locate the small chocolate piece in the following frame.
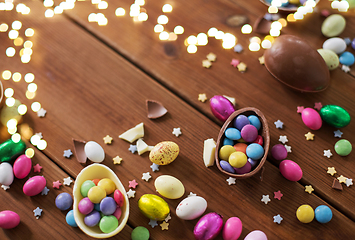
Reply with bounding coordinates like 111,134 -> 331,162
73,139 -> 87,163
226,15 -> 249,27
146,100 -> 168,119
253,16 -> 272,35
332,178 -> 343,191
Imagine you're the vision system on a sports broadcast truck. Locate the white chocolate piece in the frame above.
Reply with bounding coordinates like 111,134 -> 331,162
203,138 -> 216,167
223,95 -> 236,106
148,146 -> 154,151
119,122 -> 144,143
137,138 -> 149,155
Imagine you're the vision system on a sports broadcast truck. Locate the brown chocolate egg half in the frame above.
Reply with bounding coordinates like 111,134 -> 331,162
264,35 -> 330,92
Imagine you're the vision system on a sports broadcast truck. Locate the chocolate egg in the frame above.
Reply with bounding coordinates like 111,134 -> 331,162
319,105 -> 350,128
264,35 -> 330,92
210,95 -> 235,122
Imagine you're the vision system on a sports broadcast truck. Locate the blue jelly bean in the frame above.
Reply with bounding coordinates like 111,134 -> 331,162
84,210 -> 101,227
246,143 -> 264,160
248,115 -> 261,130
55,192 -> 73,211
66,210 -> 78,227
234,115 -> 250,130
94,203 -> 101,212
100,197 -> 117,215
223,138 -> 234,146
225,128 -> 241,140
220,160 -> 235,173
315,205 -> 332,223
339,51 -> 355,66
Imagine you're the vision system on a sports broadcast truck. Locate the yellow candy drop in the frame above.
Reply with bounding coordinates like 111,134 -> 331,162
228,151 -> 247,168
219,145 -> 236,161
97,178 -> 116,195
87,186 -> 106,204
296,204 -> 314,223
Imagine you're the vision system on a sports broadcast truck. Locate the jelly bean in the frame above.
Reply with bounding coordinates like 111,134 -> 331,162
88,186 -> 106,204
78,197 -> 94,215
321,14 -> 346,37
248,115 -> 261,130
219,145 -> 236,161
253,135 -> 263,146
229,151 -> 247,168
84,210 -> 101,227
320,105 -> 350,128
222,217 -> 242,240
271,144 -> 287,161
234,161 -> 251,174
84,141 -> 105,163
334,139 -> 352,156
113,207 -> 122,220
323,37 -> 347,54
241,125 -> 258,142
233,143 -> 247,154
55,192 -> 73,211
246,143 -> 264,160
296,204 -> 314,223
225,128 -> 241,140
66,210 -> 78,227
80,180 -> 96,197
339,51 -> 355,66
244,230 -> 267,240
279,160 -> 303,181
131,226 -> 150,240
114,189 -> 124,207
99,215 -> 119,233
0,139 -> 26,162
13,154 -> 32,179
233,115 -> 250,130
0,162 -> 14,186
0,210 -> 20,229
98,178 -> 116,195
223,138 -> 234,146
220,160 -> 236,174
301,108 -> 322,130
100,197 -> 117,215
23,176 -> 46,196
315,205 -> 332,223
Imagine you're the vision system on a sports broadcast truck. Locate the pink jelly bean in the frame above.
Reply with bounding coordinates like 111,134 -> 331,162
301,108 -> 322,130
223,217 -> 242,240
13,154 -> 32,179
279,160 -> 303,181
244,230 -> 268,240
23,176 -> 46,196
114,189 -> 124,207
0,210 -> 20,229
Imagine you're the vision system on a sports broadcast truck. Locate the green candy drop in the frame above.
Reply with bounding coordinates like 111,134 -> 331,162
319,105 -> 350,128
80,180 -> 96,197
334,139 -> 352,156
0,139 -> 26,162
131,226 -> 150,240
99,215 -> 118,234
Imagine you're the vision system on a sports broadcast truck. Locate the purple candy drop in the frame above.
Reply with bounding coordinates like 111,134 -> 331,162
84,210 -> 101,227
271,144 -> 288,161
234,115 -> 250,130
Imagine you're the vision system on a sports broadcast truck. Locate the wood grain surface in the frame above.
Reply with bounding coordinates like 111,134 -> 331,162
0,0 -> 354,239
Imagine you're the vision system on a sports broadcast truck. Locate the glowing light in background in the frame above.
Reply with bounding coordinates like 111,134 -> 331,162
2,70 -> 12,80
241,24 -> 252,34
174,26 -> 184,35
157,15 -> 168,24
25,148 -> 35,158
115,7 -> 125,16
187,45 -> 197,54
4,88 -> 14,98
162,4 -> 172,12
31,102 -> 41,112
154,24 -> 164,33
159,31 -> 169,40
24,73 -> 35,83
18,104 -> 27,115
11,133 -> 21,143
207,27 -> 218,37
6,97 -> 15,107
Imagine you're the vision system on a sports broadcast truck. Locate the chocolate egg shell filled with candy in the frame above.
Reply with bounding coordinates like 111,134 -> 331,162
264,35 -> 330,92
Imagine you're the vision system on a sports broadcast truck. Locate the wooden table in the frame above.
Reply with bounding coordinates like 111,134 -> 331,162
0,0 -> 354,239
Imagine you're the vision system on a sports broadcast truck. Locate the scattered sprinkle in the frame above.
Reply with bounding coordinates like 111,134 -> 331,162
314,102 -> 322,111
323,150 -> 333,158
172,127 -> 182,137
41,186 -> 50,195
164,214 -> 171,222
274,120 -> 284,129
279,135 -> 288,144
237,62 -> 247,72
342,65 -> 350,73
53,180 -> 62,189
284,144 -> 292,153
103,135 -> 113,144
63,149 -> 73,158
202,59 -> 212,68
297,106 -> 304,113
198,93 -> 208,102
113,156 -> 123,164
129,179 -> 138,189
127,189 -> 136,198
332,178 -> 343,190
148,219 -> 158,228
261,194 -> 271,204
304,132 -> 314,141
206,52 -> 216,62
234,44 -> 243,53
327,167 -> 337,176
160,221 -> 169,230
226,177 -> 236,185
129,145 -> 137,153
37,108 -> 47,117
273,214 -> 283,224
33,207 -> 43,219
1,185 -> 10,191
33,163 -> 42,173
337,175 -> 347,183
150,163 -> 160,172
345,178 -> 353,187
63,177 -> 73,186
188,192 -> 197,197
305,185 -> 314,194
142,172 -> 151,182
274,190 -> 283,200
35,132 -> 43,139
334,130 -> 343,138
230,59 -> 240,68
258,55 -> 265,64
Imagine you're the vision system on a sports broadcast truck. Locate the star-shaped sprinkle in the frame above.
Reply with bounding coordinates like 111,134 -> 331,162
63,149 -> 73,158
305,132 -> 314,141
113,156 -> 123,164
129,179 -> 138,189
198,93 -> 207,102
345,178 -> 353,187
274,190 -> 283,200
1,185 -> 10,191
63,177 -> 73,186
202,59 -> 212,68
160,221 -> 169,230
323,149 -> 333,158
314,102 -> 322,111
327,167 -> 337,176
128,145 -> 137,153
165,214 -> 171,222
226,177 -> 236,185
234,44 -> 243,53
35,132 -> 43,139
206,52 -> 216,62
258,55 -> 265,64
172,127 -> 182,137
127,189 -> 136,198
273,214 -> 283,224
284,144 -> 292,153
37,108 -> 47,117
337,175 -> 347,183
279,135 -> 288,144
150,163 -> 159,172
261,195 -> 271,204
237,62 -> 247,72
334,130 -> 343,138
33,163 -> 42,173
188,192 -> 197,197
33,207 -> 43,218
148,219 -> 158,228
297,106 -> 304,113
53,180 -> 62,189
230,59 -> 240,68
305,185 -> 314,194
342,65 -> 350,73
274,120 -> 284,129
41,186 -> 50,195
103,135 -> 113,144
142,172 -> 151,182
